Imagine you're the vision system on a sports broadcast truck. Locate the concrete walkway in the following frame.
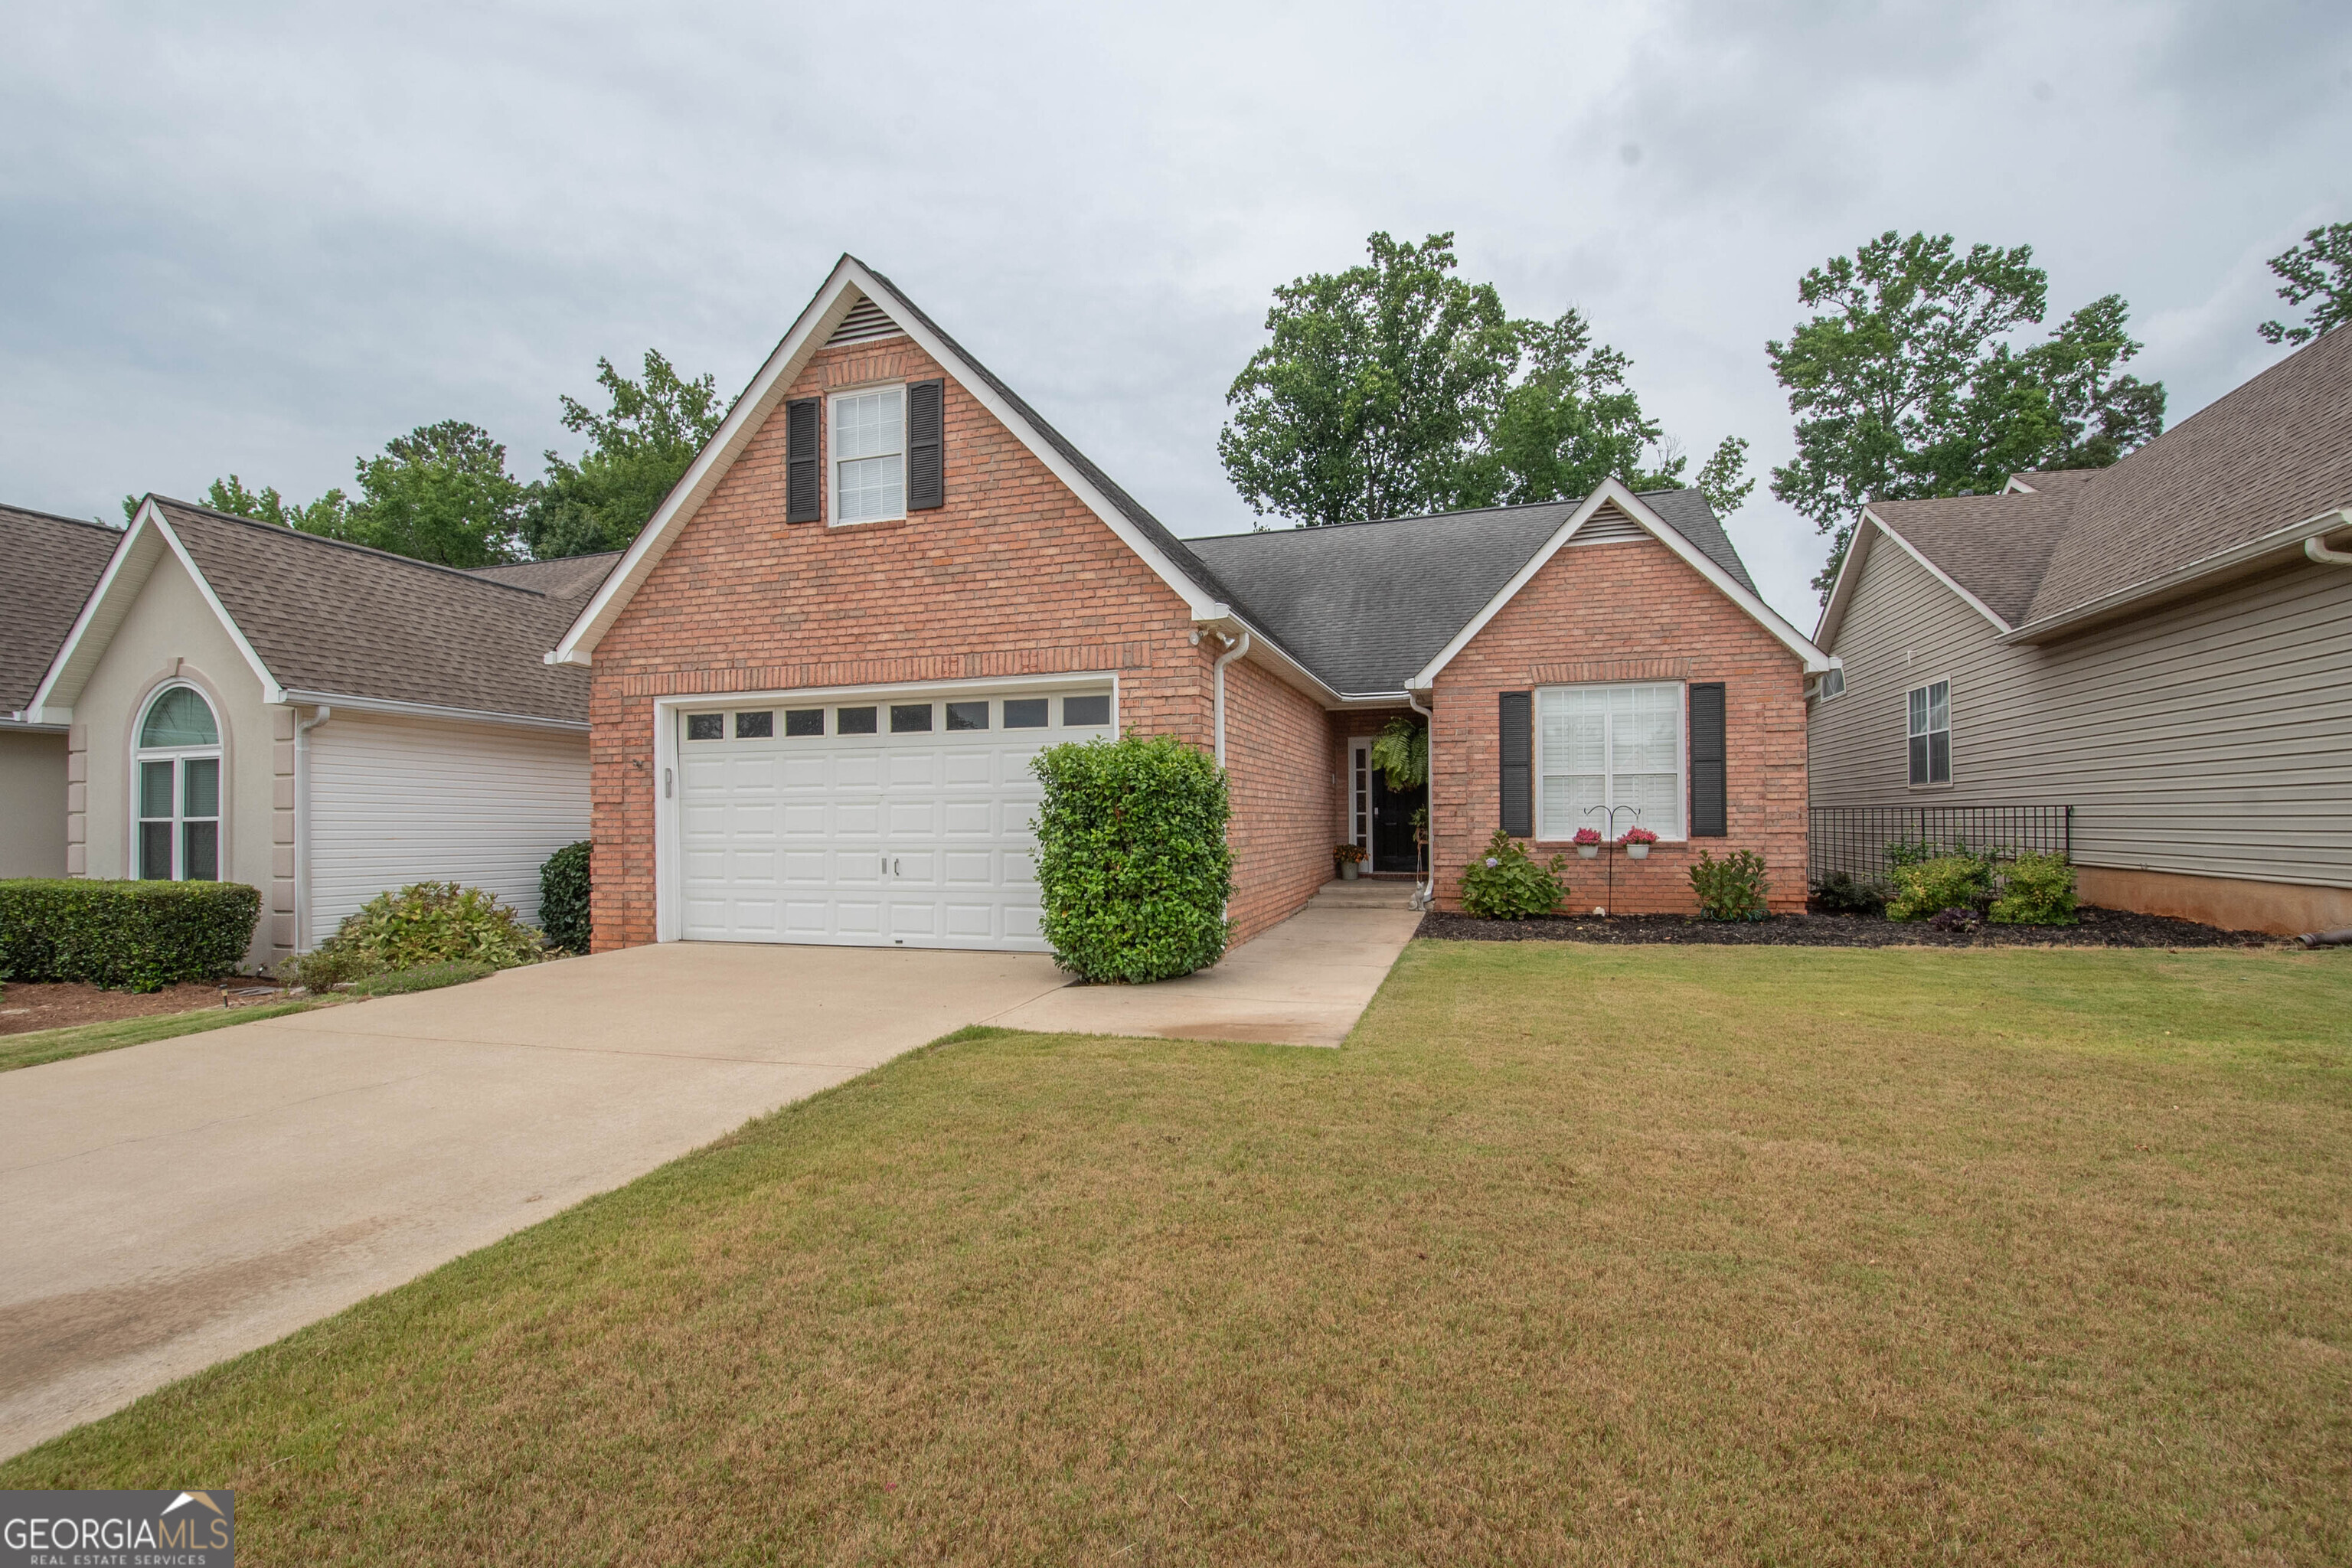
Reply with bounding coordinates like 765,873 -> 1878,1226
0,886 -> 1421,1457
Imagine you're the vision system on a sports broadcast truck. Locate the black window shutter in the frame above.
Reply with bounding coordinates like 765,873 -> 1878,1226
1689,682 -> 1727,837
1498,691 -> 1532,838
785,397 -> 821,524
906,379 -> 945,511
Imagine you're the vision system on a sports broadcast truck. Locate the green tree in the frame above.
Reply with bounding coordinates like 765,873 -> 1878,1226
524,351 -> 727,558
1769,231 -> 2164,597
202,474 -> 352,534
2258,221 -> 2352,347
1222,232 -> 1751,526
330,421 -> 528,567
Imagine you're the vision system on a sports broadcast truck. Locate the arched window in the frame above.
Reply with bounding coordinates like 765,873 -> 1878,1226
136,684 -> 222,880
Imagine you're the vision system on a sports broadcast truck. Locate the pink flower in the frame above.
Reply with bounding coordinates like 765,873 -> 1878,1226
1622,827 -> 1659,844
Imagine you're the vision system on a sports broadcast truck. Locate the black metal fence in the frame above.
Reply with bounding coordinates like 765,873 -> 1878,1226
1808,805 -> 2073,890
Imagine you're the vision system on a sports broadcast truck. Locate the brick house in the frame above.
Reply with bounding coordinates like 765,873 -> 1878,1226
551,257 -> 1831,954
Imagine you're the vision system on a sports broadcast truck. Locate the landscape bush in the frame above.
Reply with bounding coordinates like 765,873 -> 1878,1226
1688,848 -> 1771,921
1885,855 -> 1997,922
1990,851 -> 2079,926
1031,733 -> 1232,984
1811,871 -> 1886,914
1459,831 -> 1569,920
291,882 -> 546,990
538,840 -> 593,953
0,879 -> 261,992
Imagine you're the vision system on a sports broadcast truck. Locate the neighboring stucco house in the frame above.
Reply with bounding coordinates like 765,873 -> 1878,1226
1808,324 -> 2352,935
2,505 -> 121,878
551,256 -> 1830,954
22,498 -> 614,968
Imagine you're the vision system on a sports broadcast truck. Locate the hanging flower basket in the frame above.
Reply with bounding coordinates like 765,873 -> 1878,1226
1622,827 -> 1658,861
1572,828 -> 1602,859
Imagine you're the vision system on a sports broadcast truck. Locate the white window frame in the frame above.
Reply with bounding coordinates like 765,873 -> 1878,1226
1534,681 -> 1687,842
827,382 -> 908,527
1907,678 -> 1952,787
133,682 -> 224,881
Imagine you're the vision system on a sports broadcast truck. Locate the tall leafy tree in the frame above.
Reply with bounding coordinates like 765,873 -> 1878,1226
201,474 -> 351,534
2258,220 -> 2352,347
206,423 -> 527,567
1769,231 -> 2164,597
524,351 -> 727,558
1221,232 -> 1751,527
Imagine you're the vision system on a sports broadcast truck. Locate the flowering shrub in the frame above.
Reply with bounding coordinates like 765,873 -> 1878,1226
1459,830 -> 1568,919
1333,843 -> 1367,864
1571,828 -> 1602,846
1622,827 -> 1659,846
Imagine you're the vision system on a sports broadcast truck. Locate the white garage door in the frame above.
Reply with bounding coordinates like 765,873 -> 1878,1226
675,686 -> 1112,949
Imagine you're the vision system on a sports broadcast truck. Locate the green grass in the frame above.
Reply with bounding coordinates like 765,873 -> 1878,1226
0,998 -> 322,1073
5,942 -> 2348,1564
343,959 -> 495,997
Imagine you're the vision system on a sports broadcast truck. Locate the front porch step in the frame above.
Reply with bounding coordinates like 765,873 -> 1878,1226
1311,879 -> 1421,910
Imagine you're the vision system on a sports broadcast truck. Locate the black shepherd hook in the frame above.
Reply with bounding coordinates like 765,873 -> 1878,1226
1583,803 -> 1642,914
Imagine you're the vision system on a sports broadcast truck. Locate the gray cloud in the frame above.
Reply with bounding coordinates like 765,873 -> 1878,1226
2,0 -> 2345,623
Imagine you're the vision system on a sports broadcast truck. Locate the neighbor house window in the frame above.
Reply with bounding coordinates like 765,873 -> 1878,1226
830,386 -> 906,524
1907,680 -> 1951,786
135,684 -> 222,881
1535,682 -> 1684,841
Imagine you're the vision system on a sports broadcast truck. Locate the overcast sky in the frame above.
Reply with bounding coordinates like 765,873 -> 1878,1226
4,1 -> 2347,625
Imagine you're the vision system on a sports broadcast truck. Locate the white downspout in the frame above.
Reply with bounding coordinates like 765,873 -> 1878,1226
1213,629 -> 1250,767
1406,688 -> 1434,911
2306,534 -> 2352,566
293,705 -> 331,953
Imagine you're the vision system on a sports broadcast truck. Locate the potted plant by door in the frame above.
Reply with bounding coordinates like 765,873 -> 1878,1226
1572,828 -> 1602,859
1622,827 -> 1658,860
1334,843 -> 1367,880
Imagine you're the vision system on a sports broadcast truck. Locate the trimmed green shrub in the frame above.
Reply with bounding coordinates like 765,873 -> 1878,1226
1031,733 -> 1233,983
1991,851 -> 2079,926
1811,871 -> 1885,914
1885,856 -> 1996,922
345,959 -> 498,996
539,840 -> 592,953
291,882 -> 546,990
1689,848 -> 1771,921
0,879 -> 260,992
1459,831 -> 1569,920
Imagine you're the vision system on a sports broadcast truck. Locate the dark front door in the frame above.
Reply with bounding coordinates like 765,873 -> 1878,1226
1370,773 -> 1423,874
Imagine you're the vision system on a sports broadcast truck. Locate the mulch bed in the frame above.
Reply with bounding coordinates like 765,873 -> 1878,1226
0,979 -> 284,1035
1415,905 -> 2280,949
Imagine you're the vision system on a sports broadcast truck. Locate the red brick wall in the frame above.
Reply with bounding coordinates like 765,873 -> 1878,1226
1222,656 -> 1338,941
1429,536 -> 1808,915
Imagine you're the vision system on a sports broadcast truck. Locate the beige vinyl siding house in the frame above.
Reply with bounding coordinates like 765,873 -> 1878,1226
2,505 -> 120,877
1807,326 -> 2352,935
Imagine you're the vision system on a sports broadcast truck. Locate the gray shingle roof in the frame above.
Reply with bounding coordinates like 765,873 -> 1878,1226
1187,489 -> 1755,694
155,500 -> 608,724
3,504 -> 121,714
462,554 -> 622,598
1853,326 -> 2352,632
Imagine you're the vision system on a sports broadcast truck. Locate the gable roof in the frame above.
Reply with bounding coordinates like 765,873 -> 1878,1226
32,498 -> 612,728
1190,487 -> 1770,694
551,255 -> 1250,668
1818,325 -> 2352,648
2,504 -> 122,722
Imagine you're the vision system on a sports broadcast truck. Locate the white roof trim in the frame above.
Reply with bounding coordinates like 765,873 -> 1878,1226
550,256 -> 1223,665
28,500 -> 286,715
276,688 -> 588,733
1815,508 -> 2012,651
1408,479 -> 1831,688
1998,504 -> 2352,645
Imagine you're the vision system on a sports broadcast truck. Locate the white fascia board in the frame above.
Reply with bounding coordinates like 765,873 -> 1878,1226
276,688 -> 589,733
1410,479 -> 1833,688
1810,512 -> 1875,648
1193,603 -> 1342,705
1866,514 -> 2013,635
26,501 -> 283,711
1998,505 -> 2352,645
551,256 -> 1227,665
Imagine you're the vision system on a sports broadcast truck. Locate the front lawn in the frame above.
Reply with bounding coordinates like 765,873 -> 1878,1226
6,943 -> 2347,1563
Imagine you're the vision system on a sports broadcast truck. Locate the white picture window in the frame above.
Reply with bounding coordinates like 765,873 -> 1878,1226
1907,679 -> 1951,786
1536,682 -> 1684,841
135,684 -> 223,880
830,386 -> 906,524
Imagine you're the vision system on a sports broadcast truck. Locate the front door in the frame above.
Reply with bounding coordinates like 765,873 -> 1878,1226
1370,771 -> 1423,874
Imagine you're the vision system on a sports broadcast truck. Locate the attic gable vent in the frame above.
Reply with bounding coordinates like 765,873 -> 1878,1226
826,296 -> 904,346
1568,504 -> 1647,546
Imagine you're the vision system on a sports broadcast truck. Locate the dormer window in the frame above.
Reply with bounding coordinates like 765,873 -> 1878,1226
830,386 -> 906,524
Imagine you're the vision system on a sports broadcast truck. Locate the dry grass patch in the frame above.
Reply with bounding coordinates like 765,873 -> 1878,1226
5,942 -> 2347,1563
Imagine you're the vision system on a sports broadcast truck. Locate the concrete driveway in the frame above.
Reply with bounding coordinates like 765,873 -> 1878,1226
0,890 -> 1420,1459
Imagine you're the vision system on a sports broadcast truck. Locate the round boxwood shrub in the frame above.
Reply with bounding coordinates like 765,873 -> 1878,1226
1031,733 -> 1231,983
1990,851 -> 2078,926
538,840 -> 592,953
1884,854 -> 1995,922
1459,831 -> 1569,919
0,878 -> 261,992
292,881 -> 545,990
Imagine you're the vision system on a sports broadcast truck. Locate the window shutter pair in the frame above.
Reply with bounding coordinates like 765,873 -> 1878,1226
784,380 -> 946,523
1497,684 -> 1730,838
